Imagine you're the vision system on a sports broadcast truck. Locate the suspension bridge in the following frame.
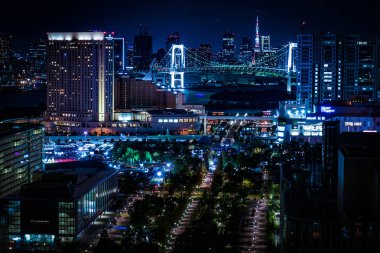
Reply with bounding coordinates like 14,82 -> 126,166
150,43 -> 297,90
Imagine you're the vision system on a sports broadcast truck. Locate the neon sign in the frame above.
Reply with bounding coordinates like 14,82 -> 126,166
321,106 -> 335,113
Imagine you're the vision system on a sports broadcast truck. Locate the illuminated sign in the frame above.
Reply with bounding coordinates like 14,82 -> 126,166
321,106 -> 335,113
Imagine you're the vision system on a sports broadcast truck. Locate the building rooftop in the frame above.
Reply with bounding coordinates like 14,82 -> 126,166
148,109 -> 196,116
11,163 -> 116,200
0,123 -> 42,139
47,32 -> 105,41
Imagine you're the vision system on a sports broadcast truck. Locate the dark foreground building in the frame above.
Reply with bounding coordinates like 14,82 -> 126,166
2,166 -> 118,251
280,133 -> 380,252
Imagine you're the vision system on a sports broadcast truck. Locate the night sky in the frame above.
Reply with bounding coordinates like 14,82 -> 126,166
1,0 -> 379,53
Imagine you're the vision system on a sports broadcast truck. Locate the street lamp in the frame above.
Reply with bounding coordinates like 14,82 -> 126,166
84,131 -> 88,141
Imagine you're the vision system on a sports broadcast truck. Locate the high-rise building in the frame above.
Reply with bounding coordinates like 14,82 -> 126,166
260,35 -> 270,51
198,44 -> 212,65
28,39 -> 46,76
296,32 -> 380,111
127,45 -> 134,67
343,34 -> 379,102
166,32 -> 181,52
111,36 -> 126,74
0,124 -> 43,199
0,34 -> 13,85
133,26 -> 153,70
45,32 -> 115,132
221,32 -> 235,64
239,37 -> 253,64
185,48 -> 196,67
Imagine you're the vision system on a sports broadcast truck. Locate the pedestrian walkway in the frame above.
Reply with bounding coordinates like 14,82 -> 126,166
164,172 -> 213,252
239,198 -> 268,253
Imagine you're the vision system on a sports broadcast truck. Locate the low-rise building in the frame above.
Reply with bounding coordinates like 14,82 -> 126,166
3,165 -> 118,251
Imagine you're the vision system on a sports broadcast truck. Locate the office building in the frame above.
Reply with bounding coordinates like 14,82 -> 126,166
197,44 -> 212,65
114,77 -> 177,111
45,32 -> 115,132
239,37 -> 253,64
254,50 -> 277,67
296,32 -> 380,111
111,36 -> 126,74
0,34 -> 13,85
127,45 -> 134,67
221,32 -> 235,64
260,35 -> 270,51
133,26 -> 153,70
186,47 -> 197,67
3,165 -> 118,251
28,39 -> 46,76
0,124 -> 43,199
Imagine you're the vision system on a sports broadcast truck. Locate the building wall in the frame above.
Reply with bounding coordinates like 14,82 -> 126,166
4,171 -> 118,250
281,216 -> 380,253
337,151 -> 380,221
0,125 -> 43,199
115,77 -> 177,110
296,32 -> 380,111
45,32 -> 114,125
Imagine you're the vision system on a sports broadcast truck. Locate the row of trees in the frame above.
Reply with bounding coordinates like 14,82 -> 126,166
172,152 -> 257,252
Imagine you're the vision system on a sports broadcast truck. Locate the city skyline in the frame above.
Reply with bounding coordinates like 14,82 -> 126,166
2,0 -> 379,52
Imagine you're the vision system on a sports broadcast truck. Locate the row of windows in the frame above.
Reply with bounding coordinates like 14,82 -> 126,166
158,118 -> 197,123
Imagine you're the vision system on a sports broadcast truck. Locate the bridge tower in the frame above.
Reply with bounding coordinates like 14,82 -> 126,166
286,42 -> 297,93
170,44 -> 185,88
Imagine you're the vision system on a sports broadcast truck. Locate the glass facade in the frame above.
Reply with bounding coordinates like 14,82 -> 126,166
58,202 -> 75,238
4,170 -> 118,250
77,175 -> 118,231
0,125 -> 43,199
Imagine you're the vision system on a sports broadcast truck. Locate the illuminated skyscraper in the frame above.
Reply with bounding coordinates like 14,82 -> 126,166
198,44 -> 213,66
45,32 -> 114,131
221,32 -> 235,64
296,32 -> 380,111
260,35 -> 270,51
239,37 -> 253,64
